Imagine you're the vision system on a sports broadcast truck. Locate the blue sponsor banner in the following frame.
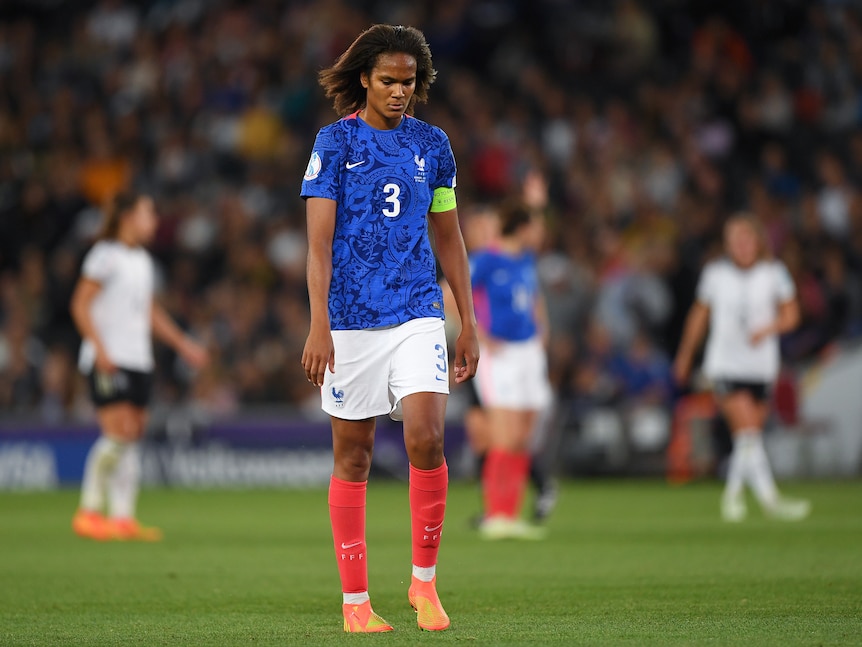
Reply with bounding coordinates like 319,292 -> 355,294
0,418 -> 466,490
0,424 -> 97,489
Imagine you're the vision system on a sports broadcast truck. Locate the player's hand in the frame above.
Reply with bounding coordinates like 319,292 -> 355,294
453,327 -> 480,384
749,327 -> 771,346
94,347 -> 116,374
179,337 -> 209,370
302,325 -> 335,387
523,169 -> 549,211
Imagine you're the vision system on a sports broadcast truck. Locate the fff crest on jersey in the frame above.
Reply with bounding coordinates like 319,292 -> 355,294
304,151 -> 322,180
413,154 -> 426,183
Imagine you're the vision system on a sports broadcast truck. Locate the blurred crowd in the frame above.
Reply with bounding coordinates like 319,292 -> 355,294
1,0 -> 861,424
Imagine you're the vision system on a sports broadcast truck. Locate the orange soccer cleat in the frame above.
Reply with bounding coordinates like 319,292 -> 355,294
109,517 -> 164,542
408,576 -> 450,631
72,509 -> 113,541
342,601 -> 394,633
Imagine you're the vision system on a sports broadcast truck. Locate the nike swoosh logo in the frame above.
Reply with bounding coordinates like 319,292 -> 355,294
424,522 -> 443,533
345,160 -> 365,169
341,541 -> 362,550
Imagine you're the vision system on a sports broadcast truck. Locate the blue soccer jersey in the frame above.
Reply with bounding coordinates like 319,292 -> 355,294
471,248 -> 540,342
301,112 -> 457,330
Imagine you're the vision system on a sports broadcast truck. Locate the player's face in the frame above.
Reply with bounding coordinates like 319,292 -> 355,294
360,52 -> 417,129
127,197 -> 159,245
725,221 -> 759,268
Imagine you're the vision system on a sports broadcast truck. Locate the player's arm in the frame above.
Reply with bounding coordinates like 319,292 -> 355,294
672,301 -> 710,386
750,298 -> 800,345
439,279 -> 460,327
151,302 -> 209,369
750,263 -> 800,345
302,197 -> 336,387
429,203 -> 479,383
534,290 -> 550,349
70,277 -> 115,373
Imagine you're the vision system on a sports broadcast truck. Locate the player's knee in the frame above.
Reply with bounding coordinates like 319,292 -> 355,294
336,445 -> 373,478
118,412 -> 142,441
404,425 -> 444,460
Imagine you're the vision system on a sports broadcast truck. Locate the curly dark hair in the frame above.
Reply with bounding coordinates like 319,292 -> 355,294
318,24 -> 437,117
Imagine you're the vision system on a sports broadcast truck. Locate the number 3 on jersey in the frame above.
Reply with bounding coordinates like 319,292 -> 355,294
382,183 -> 401,218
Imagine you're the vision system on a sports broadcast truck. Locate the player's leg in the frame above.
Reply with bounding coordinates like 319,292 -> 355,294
485,407 -> 533,519
522,338 -> 556,521
475,343 -> 524,526
387,318 -> 451,630
464,383 -> 490,524
465,401 -> 490,469
716,389 -> 755,521
465,403 -> 489,525
747,395 -> 810,519
321,327 -> 394,631
511,409 -> 539,518
74,398 -> 140,540
529,404 -> 559,522
478,338 -> 548,537
107,406 -> 162,541
720,388 -> 809,521
401,391 -> 450,631
330,416 -> 392,632
480,407 -> 544,540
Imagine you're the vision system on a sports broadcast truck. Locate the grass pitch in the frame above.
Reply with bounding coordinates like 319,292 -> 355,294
1,479 -> 860,646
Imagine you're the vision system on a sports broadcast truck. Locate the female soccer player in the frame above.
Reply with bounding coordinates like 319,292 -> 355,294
673,214 -> 810,522
70,193 -> 208,541
300,24 -> 479,633
471,202 -> 552,540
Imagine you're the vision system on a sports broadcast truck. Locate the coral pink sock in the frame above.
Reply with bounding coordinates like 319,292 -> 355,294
482,449 -> 508,518
500,451 -> 530,518
409,461 -> 448,568
328,476 -> 368,593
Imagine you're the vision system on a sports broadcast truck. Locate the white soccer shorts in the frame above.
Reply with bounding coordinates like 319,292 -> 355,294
475,336 -> 552,411
321,317 -> 450,421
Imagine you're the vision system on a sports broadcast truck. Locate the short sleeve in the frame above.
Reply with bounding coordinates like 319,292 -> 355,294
695,263 -> 717,305
300,125 -> 345,201
81,242 -> 115,284
431,127 -> 457,191
773,261 -> 796,301
470,252 -> 490,288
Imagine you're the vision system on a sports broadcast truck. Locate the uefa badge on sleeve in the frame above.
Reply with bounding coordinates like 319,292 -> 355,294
304,151 -> 322,181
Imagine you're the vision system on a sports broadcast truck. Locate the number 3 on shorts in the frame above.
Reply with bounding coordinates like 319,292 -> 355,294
382,183 -> 401,218
434,343 -> 447,381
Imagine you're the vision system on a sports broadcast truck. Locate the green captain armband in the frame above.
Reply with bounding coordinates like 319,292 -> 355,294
430,186 -> 457,212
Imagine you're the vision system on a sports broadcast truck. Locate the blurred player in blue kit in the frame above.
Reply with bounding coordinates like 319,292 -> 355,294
300,24 -> 479,633
471,200 -> 553,540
